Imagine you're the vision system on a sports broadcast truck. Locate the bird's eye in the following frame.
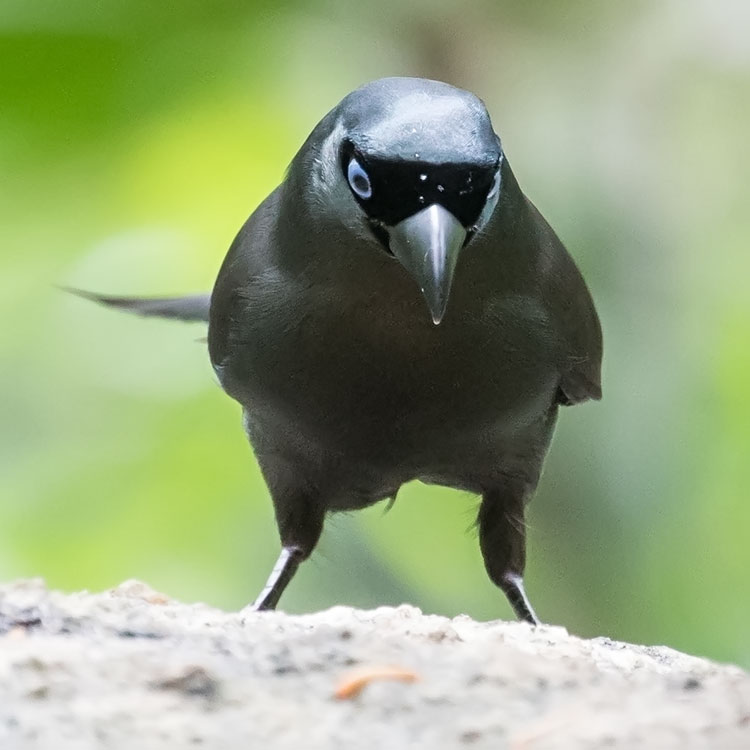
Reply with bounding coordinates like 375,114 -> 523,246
347,158 -> 372,199
487,169 -> 501,201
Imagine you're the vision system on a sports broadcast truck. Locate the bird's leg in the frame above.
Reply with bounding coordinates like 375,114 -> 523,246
478,484 -> 540,625
251,546 -> 305,611
245,476 -> 326,613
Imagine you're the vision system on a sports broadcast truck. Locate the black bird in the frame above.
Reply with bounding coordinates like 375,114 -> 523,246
76,77 -> 602,623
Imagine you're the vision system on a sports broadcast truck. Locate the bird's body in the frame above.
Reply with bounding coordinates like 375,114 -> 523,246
78,77 -> 602,621
212,169 -> 565,509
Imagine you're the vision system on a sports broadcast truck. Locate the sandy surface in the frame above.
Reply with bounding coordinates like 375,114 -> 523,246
0,579 -> 747,749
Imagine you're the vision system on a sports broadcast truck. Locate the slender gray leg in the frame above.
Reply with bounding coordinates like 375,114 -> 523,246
245,458 -> 326,613
250,546 -> 305,611
499,571 -> 539,625
478,485 -> 540,625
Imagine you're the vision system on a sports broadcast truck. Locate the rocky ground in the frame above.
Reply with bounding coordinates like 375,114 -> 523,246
0,579 -> 747,749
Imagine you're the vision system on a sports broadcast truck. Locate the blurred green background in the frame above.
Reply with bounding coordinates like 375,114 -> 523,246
2,0 -> 749,667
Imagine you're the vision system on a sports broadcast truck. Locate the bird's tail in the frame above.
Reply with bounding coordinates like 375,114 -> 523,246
64,288 -> 211,323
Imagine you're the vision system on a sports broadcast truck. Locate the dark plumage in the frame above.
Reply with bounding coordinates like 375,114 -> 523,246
78,77 -> 602,622
66,288 -> 210,322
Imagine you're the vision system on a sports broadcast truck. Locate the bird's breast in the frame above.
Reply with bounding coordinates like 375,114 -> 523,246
221,277 -> 560,466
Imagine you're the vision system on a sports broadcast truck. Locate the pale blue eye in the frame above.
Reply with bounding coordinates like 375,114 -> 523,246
487,169 -> 501,200
347,158 -> 372,199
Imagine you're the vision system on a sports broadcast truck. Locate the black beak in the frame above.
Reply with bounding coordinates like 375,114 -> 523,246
388,204 -> 467,325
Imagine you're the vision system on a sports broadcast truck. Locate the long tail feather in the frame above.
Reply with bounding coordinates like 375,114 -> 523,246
64,287 -> 211,323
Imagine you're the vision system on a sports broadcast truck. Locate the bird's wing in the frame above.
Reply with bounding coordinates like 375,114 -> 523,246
528,202 -> 603,406
65,288 -> 211,322
554,265 -> 602,406
207,188 -> 283,371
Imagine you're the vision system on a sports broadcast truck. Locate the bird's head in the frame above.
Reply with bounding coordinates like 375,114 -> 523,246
300,77 -> 503,325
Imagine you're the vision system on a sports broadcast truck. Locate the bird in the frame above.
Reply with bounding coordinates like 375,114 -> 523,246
74,77 -> 602,624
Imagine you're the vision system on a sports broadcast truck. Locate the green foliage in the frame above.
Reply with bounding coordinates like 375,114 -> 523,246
2,0 -> 749,667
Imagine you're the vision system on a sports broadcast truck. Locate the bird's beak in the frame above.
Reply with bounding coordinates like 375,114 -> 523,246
388,204 -> 467,325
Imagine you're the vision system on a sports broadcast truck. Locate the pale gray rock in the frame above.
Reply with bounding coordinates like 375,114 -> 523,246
0,579 -> 747,749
